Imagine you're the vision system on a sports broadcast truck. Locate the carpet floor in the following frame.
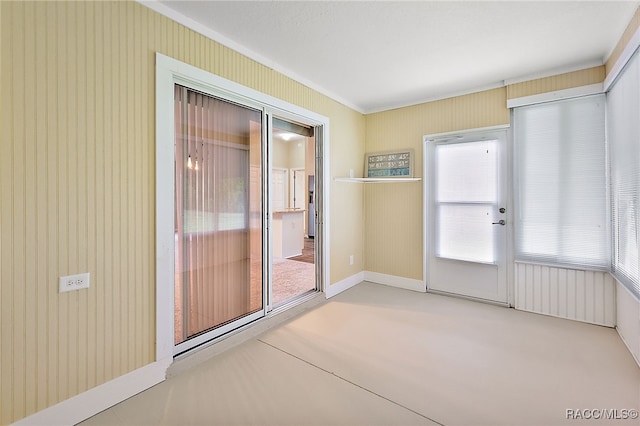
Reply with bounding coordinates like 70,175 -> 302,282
272,258 -> 315,305
82,282 -> 639,426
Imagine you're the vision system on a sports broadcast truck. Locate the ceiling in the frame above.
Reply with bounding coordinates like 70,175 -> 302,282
153,1 -> 639,114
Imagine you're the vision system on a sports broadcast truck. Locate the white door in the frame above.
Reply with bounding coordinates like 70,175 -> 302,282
425,129 -> 508,303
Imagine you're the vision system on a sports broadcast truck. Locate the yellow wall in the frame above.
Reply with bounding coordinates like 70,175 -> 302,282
0,1 -> 364,423
364,88 -> 509,278
2,0 -> 636,422
607,6 -> 640,74
506,66 -> 605,99
363,65 -> 611,279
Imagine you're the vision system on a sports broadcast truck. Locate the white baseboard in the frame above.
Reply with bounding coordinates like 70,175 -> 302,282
364,271 -> 426,292
326,271 -> 365,298
13,357 -> 172,426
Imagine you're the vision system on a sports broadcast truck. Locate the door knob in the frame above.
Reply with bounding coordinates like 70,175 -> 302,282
492,220 -> 506,225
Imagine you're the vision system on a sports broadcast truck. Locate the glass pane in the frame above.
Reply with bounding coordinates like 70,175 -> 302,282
271,121 -> 316,306
514,95 -> 607,268
436,140 -> 497,203
437,204 -> 494,263
608,53 -> 640,295
434,140 -> 498,264
174,85 -> 263,344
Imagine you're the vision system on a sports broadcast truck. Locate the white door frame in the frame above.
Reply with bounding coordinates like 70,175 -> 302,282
423,124 -> 514,306
155,53 -> 330,362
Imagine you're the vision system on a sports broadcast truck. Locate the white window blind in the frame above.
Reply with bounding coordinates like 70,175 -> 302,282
513,94 -> 608,269
435,140 -> 498,264
608,51 -> 640,299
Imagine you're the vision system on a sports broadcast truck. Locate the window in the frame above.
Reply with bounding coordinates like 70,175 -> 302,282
513,94 -> 608,269
608,51 -> 640,298
175,86 -> 254,234
435,140 -> 499,264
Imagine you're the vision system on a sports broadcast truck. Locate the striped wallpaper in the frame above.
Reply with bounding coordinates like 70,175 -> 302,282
364,88 -> 510,279
3,0 -> 638,422
363,63 -> 611,282
0,1 -> 365,423
506,66 -> 605,99
607,6 -> 640,75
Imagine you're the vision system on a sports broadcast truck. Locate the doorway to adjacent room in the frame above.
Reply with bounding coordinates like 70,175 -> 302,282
271,118 -> 317,307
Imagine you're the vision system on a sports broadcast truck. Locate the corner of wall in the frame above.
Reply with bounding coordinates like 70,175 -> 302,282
12,358 -> 171,426
606,6 -> 640,77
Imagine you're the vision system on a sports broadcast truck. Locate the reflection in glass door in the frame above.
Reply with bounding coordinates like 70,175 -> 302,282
174,85 -> 263,351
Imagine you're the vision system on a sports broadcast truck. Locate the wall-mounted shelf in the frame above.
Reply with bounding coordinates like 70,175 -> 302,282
334,177 -> 422,183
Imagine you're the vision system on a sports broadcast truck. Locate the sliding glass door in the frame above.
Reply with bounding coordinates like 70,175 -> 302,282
174,85 -> 263,351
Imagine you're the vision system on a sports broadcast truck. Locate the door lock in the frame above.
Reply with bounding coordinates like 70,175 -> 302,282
492,220 -> 506,225
499,207 -> 506,213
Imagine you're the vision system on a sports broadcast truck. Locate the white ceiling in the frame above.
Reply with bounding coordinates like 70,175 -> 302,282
152,1 -> 639,114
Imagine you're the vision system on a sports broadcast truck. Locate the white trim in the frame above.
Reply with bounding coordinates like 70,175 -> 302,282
506,83 -> 604,108
604,25 -> 640,91
365,60 -> 603,114
138,1 -> 362,113
326,272 -> 364,298
365,81 -> 505,115
423,141 -> 429,299
320,123 -> 331,297
364,271 -> 426,292
155,55 -> 176,363
503,60 -> 603,86
423,124 -> 510,143
12,358 -> 171,426
514,259 -> 609,274
334,177 -> 421,183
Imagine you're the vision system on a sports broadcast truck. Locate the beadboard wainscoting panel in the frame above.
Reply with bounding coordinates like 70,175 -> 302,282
616,280 -> 640,367
515,263 -> 616,327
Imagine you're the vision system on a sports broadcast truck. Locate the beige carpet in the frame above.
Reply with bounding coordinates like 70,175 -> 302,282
82,282 -> 639,426
272,258 -> 315,305
260,282 -> 640,426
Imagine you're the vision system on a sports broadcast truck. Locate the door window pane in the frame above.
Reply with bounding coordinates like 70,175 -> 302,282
174,85 -> 263,344
436,140 -> 497,203
437,204 -> 494,263
435,140 -> 498,263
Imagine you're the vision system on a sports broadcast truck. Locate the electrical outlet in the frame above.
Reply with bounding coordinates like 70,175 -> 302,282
349,255 -> 354,265
59,273 -> 90,293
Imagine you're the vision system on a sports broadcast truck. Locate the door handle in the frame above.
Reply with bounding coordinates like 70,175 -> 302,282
492,220 -> 506,225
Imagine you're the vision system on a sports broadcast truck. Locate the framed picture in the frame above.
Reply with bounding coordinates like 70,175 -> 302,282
365,149 -> 414,178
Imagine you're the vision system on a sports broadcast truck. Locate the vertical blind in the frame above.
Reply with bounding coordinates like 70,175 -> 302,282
174,85 -> 263,344
608,51 -> 640,299
513,94 -> 608,269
